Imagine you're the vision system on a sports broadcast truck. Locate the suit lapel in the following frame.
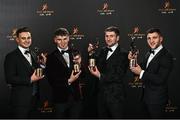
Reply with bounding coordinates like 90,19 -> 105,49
106,45 -> 120,61
16,48 -> 34,72
146,48 -> 166,68
54,49 -> 69,68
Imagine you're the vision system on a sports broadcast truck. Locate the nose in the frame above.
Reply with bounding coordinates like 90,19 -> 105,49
106,37 -> 110,41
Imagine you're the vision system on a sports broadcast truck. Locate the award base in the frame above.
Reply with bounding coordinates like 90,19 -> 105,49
130,59 -> 137,67
74,64 -> 80,74
89,58 -> 95,67
35,68 -> 43,77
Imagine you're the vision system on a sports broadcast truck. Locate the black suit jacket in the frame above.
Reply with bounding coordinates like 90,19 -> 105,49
140,47 -> 174,104
96,45 -> 129,103
4,48 -> 39,107
45,49 -> 81,103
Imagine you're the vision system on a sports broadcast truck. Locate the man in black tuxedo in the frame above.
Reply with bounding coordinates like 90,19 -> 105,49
88,26 -> 129,118
4,27 -> 45,118
129,28 -> 174,118
45,28 -> 83,118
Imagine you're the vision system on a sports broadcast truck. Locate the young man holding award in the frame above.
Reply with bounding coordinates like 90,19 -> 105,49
45,28 -> 84,118
4,27 -> 46,118
128,28 -> 174,118
88,26 -> 129,118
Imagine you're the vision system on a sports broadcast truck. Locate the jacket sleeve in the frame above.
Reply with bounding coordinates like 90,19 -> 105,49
4,54 -> 32,86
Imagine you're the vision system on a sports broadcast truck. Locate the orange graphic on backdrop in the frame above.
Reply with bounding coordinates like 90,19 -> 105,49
42,3 -> 48,11
133,27 -> 139,34
103,3 -> 108,10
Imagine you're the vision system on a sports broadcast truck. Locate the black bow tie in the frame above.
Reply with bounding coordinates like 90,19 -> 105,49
61,50 -> 69,54
106,47 -> 113,52
149,49 -> 155,54
24,50 -> 30,54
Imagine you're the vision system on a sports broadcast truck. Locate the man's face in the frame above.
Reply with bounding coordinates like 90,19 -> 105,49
105,31 -> 119,47
16,32 -> 32,48
147,32 -> 163,49
54,35 -> 69,49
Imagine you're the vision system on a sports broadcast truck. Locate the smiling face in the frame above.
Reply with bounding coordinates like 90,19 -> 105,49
147,32 -> 163,49
105,31 -> 119,47
16,32 -> 32,48
54,35 -> 69,49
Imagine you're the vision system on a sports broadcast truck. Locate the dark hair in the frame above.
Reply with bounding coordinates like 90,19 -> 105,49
104,26 -> 120,36
72,49 -> 81,57
16,27 -> 31,37
54,28 -> 69,37
146,28 -> 162,36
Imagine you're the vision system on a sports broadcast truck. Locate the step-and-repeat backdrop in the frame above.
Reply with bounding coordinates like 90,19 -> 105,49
0,0 -> 179,118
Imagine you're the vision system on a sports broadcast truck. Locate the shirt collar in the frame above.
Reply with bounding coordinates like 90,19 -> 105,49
152,44 -> 163,55
108,43 -> 118,52
57,46 -> 68,52
18,46 -> 30,54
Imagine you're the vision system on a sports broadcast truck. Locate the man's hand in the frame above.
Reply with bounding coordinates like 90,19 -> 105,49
68,70 -> 82,85
130,64 -> 142,75
31,70 -> 44,82
88,66 -> 100,78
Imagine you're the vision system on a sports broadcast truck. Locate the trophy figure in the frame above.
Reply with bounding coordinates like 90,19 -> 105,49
33,47 -> 47,76
88,41 -> 99,70
130,37 -> 139,67
71,44 -> 81,74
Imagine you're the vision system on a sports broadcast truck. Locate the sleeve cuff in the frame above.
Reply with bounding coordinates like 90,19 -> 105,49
40,64 -> 46,68
139,70 -> 145,79
68,79 -> 71,85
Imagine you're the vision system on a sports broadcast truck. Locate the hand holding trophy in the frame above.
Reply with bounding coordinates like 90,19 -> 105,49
129,37 -> 139,68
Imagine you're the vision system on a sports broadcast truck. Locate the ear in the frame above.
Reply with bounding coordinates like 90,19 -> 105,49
16,37 -> 19,43
160,36 -> 163,43
117,36 -> 120,41
54,38 -> 56,43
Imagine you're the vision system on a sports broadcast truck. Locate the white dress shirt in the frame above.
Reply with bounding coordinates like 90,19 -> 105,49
106,43 -> 118,60
57,47 -> 70,67
18,46 -> 32,65
139,45 -> 163,79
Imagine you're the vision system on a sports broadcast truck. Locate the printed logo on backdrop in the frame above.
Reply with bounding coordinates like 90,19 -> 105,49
36,3 -> 54,16
70,26 -> 85,40
128,27 -> 145,39
128,76 -> 143,88
6,28 -> 17,41
165,99 -> 178,112
97,2 -> 115,15
158,0 -> 176,14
